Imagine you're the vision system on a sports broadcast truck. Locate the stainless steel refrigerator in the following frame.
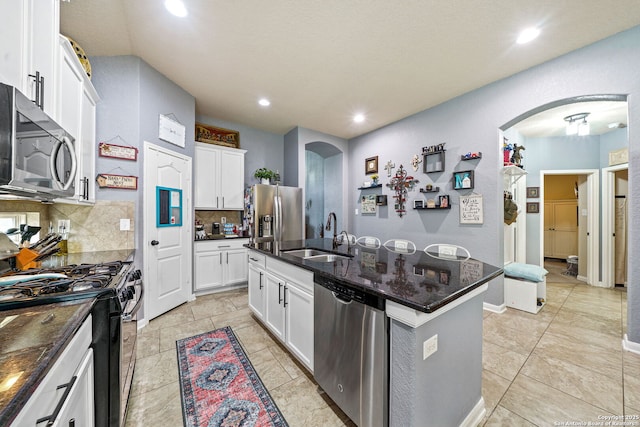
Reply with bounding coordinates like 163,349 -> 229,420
251,184 -> 303,243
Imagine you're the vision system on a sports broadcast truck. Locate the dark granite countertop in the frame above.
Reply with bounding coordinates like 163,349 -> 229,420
246,238 -> 503,313
0,249 -> 136,424
0,299 -> 94,426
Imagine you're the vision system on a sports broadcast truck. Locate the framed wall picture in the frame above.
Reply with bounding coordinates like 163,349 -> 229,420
413,199 -> 424,209
453,170 -> 474,189
361,194 -> 377,214
526,202 -> 540,213
459,194 -> 483,224
365,156 -> 378,174
439,195 -> 450,208
526,187 -> 539,198
195,122 -> 240,148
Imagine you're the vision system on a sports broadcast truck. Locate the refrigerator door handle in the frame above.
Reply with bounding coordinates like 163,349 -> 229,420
274,195 -> 283,241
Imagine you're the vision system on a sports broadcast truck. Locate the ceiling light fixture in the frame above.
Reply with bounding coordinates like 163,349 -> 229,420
258,98 -> 270,107
165,0 -> 188,17
608,122 -> 627,129
564,112 -> 590,136
517,27 -> 540,44
353,114 -> 365,123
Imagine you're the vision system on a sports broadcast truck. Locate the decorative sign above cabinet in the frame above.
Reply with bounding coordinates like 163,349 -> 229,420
195,122 -> 240,149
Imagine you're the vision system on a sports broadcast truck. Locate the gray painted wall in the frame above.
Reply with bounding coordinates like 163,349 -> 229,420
91,55 -> 195,273
348,25 -> 640,336
390,293 -> 484,426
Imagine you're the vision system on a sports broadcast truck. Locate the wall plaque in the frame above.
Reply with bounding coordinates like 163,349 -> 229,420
98,142 -> 138,160
96,174 -> 138,190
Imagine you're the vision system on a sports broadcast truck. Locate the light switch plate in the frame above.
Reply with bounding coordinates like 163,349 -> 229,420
120,219 -> 131,231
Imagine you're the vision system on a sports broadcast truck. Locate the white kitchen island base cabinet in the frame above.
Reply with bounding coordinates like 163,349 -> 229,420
248,250 -> 314,371
194,239 -> 248,294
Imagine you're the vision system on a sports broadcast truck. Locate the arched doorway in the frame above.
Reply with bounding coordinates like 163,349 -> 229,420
500,95 -> 628,286
305,141 -> 344,238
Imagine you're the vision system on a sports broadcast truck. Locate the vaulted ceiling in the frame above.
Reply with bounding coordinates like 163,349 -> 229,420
60,1 -> 640,139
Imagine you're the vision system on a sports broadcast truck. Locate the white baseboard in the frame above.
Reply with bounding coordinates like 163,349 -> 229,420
623,334 -> 640,355
483,301 -> 506,314
460,397 -> 485,427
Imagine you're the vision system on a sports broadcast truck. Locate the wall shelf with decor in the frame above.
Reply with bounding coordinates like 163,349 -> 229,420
419,187 -> 440,193
414,195 -> 451,210
461,152 -> 482,161
357,184 -> 383,190
414,206 -> 452,210
422,143 -> 446,174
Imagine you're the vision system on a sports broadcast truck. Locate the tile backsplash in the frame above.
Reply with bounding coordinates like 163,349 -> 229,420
49,200 -> 135,252
195,210 -> 242,235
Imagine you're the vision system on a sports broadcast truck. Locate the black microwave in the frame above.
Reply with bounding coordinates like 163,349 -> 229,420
0,82 -> 77,199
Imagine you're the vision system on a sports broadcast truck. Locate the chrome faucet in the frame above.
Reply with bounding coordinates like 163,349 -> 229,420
325,212 -> 337,247
338,230 -> 353,253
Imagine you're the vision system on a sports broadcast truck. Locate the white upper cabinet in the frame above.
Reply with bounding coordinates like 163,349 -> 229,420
0,0 -> 59,117
194,142 -> 246,210
56,35 -> 99,203
0,1 -> 99,204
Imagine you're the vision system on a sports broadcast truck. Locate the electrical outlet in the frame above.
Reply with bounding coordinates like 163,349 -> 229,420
355,209 -> 359,215
120,219 -> 131,231
221,217 -> 227,224
423,334 -> 438,360
57,219 -> 70,233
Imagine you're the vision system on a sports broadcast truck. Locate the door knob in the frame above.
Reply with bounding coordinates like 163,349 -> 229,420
151,240 -> 159,246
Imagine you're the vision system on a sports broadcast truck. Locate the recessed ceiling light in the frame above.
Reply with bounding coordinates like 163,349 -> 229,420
353,114 -> 365,123
165,0 -> 188,17
516,27 -> 540,44
258,98 -> 271,107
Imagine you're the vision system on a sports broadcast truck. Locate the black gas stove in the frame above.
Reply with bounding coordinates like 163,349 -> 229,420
0,261 -> 130,309
0,254 -> 142,427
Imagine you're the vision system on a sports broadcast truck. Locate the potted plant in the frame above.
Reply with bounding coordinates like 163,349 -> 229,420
254,167 -> 275,184
371,174 -> 379,185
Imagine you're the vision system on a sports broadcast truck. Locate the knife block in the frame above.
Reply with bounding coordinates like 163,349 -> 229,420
16,247 -> 39,270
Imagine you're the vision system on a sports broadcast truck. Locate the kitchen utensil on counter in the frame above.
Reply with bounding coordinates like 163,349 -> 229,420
19,225 -> 42,245
34,247 -> 60,261
0,233 -> 19,260
31,233 -> 58,251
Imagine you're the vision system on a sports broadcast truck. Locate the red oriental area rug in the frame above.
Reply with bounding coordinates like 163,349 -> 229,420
176,326 -> 289,427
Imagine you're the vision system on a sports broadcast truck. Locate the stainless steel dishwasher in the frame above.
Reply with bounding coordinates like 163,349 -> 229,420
314,275 -> 388,427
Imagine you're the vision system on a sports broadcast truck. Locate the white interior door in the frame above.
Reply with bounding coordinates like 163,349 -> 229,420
144,142 -> 192,320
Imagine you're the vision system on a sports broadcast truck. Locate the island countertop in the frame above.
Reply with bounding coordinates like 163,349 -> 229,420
246,238 -> 503,313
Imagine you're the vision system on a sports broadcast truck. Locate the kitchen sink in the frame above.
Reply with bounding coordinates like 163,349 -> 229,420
304,254 -> 350,263
282,249 -> 328,258
282,248 -> 351,262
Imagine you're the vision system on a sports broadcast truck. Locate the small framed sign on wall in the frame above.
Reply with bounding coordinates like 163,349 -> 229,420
459,194 -> 483,224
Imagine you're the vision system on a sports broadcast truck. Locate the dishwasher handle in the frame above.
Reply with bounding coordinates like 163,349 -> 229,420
332,291 -> 353,305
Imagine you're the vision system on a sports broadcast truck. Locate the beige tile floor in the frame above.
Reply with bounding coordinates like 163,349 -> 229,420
125,261 -> 639,426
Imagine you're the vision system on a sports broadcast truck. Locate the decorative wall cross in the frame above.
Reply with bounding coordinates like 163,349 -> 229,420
384,160 -> 395,177
386,165 -> 419,218
410,154 -> 422,171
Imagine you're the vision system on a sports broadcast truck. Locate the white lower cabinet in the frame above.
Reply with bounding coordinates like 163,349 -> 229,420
194,239 -> 248,293
248,252 -> 314,371
53,348 -> 94,427
12,315 -> 94,427
248,257 -> 266,319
